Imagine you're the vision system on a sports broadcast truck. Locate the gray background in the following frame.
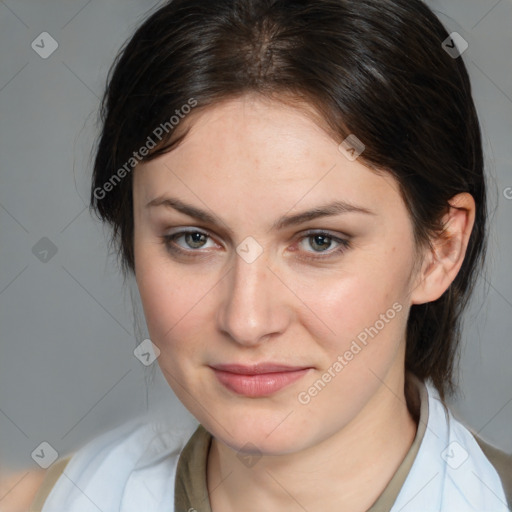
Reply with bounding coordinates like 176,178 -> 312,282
0,0 -> 511,474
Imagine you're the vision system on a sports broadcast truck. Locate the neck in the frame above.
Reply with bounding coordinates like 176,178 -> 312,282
207,370 -> 419,512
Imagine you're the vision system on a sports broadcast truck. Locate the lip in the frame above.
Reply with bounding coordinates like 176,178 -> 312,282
211,363 -> 310,374
210,363 -> 312,397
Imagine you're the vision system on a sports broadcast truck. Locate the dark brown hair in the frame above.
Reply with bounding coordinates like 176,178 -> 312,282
90,0 -> 486,400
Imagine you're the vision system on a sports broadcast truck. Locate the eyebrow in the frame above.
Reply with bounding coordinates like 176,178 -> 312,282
145,196 -> 376,232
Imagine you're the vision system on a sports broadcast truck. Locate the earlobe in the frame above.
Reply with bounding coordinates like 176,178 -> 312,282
410,192 -> 476,305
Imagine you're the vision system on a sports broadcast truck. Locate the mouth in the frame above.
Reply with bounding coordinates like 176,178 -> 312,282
209,363 -> 313,397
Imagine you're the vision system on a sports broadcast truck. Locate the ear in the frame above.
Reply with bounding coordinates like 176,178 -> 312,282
410,192 -> 476,305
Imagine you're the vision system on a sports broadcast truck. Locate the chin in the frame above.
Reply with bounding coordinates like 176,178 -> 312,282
203,406 -> 318,456
219,427 -> 304,456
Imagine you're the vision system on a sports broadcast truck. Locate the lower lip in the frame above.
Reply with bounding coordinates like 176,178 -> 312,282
212,368 -> 311,397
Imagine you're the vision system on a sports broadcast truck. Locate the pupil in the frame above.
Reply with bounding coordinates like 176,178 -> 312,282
187,232 -> 205,248
312,235 -> 330,251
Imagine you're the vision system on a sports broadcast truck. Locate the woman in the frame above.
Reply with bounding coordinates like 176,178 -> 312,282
27,0 -> 512,510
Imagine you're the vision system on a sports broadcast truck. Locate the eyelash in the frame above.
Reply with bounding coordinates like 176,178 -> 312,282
160,229 -> 351,261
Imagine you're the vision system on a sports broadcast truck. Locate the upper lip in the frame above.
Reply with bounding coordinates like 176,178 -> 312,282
210,363 -> 311,375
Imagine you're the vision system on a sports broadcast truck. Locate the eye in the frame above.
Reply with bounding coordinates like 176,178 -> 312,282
161,229 -> 218,254
161,228 -> 351,260
295,230 -> 351,260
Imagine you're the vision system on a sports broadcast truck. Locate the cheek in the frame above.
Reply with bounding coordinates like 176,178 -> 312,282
292,245 -> 413,355
293,261 -> 411,418
135,260 -> 169,337
134,250 -> 216,357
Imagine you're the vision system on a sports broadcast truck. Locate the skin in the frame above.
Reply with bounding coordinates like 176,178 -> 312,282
0,466 -> 46,512
133,93 -> 475,512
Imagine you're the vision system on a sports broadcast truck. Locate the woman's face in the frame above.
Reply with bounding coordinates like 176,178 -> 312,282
133,94 -> 422,454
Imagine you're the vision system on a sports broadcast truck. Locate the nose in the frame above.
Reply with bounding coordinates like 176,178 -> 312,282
216,248 -> 291,347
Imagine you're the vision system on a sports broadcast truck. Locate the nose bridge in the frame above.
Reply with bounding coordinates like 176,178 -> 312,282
218,248 -> 286,346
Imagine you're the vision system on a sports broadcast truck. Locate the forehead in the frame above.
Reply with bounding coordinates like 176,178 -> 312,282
133,95 -> 402,218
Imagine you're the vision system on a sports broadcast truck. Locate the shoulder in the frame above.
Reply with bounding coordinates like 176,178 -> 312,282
28,414 -> 198,512
0,466 -> 47,512
416,382 -> 511,510
28,455 -> 73,512
470,432 -> 512,508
